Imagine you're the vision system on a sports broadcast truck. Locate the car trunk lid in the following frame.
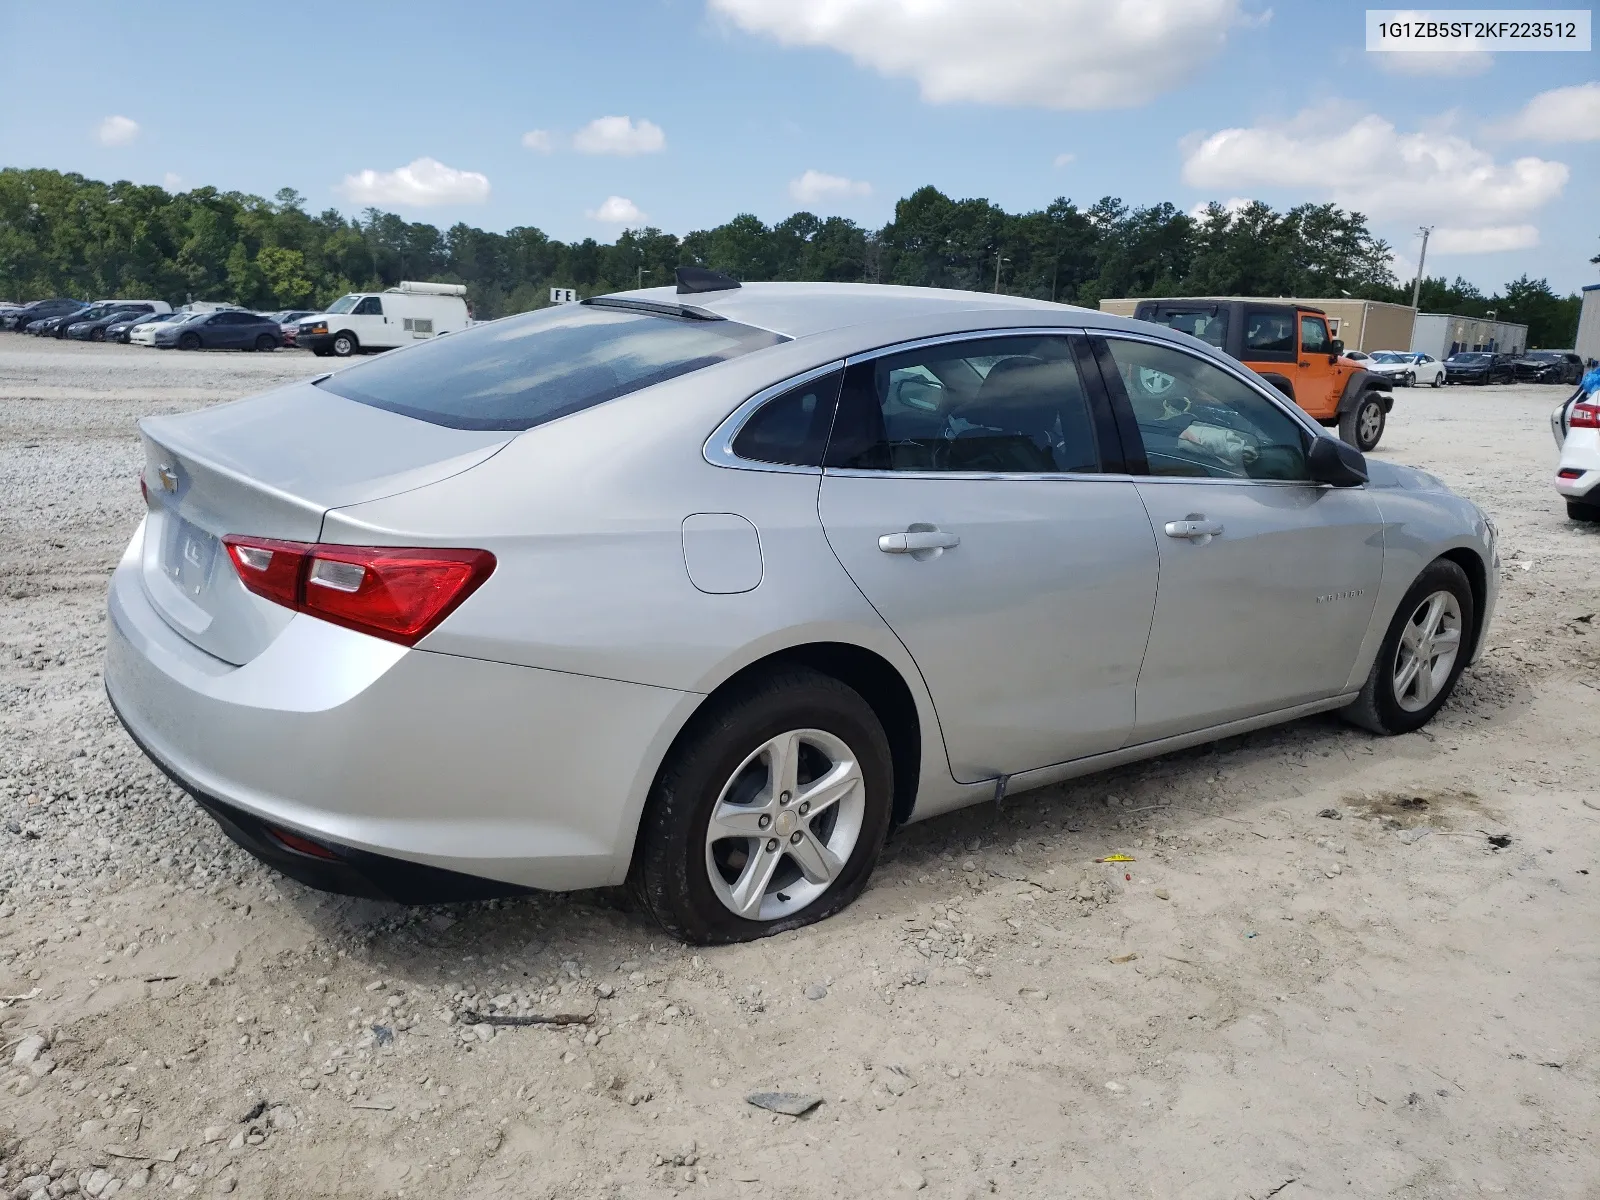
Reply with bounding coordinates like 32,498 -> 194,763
137,380 -> 511,665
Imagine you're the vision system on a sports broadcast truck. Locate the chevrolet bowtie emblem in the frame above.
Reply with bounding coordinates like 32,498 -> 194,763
157,464 -> 178,492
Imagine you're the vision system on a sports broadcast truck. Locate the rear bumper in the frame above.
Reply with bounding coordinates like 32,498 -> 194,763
1556,427 -> 1600,500
104,523 -> 693,893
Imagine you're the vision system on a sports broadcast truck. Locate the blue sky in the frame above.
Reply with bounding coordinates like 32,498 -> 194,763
2,0 -> 1595,292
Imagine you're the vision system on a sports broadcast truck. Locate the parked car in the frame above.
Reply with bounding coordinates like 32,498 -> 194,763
1344,350 -> 1371,363
151,310 -> 282,351
1514,350 -> 1584,385
1368,351 -> 1445,388
296,282 -> 469,357
130,311 -> 202,347
104,273 -> 1499,942
1130,299 -> 1395,451
105,310 -> 172,344
66,302 -> 168,341
1444,352 -> 1515,385
2,298 -> 83,331
271,310 -> 316,347
1550,373 -> 1600,519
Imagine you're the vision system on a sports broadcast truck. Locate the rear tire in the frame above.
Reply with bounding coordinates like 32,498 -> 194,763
255,333 -> 277,351
630,668 -> 893,945
91,328 -> 105,342
1339,392 -> 1386,452
331,332 -> 357,357
1342,559 -> 1474,735
1566,499 -> 1600,522
1430,373 -> 1441,388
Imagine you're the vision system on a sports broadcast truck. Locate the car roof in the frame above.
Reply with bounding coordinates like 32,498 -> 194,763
610,281 -> 1087,340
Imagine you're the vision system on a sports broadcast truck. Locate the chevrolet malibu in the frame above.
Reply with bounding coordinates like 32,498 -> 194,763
106,273 -> 1499,943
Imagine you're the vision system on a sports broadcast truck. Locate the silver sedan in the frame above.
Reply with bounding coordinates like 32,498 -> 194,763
105,273 -> 1499,943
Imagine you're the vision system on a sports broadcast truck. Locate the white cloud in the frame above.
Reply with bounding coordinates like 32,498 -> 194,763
521,129 -> 554,152
336,157 -> 491,206
1494,83 -> 1600,143
708,0 -> 1243,109
1187,196 -> 1255,221
572,116 -> 666,155
1053,152 -> 1076,168
1181,104 -> 1568,236
1430,225 -> 1539,254
162,173 -> 183,192
1374,50 -> 1492,77
587,195 -> 647,224
788,169 -> 872,206
96,115 -> 139,146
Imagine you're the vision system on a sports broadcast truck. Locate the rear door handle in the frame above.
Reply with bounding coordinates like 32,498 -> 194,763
1163,518 -> 1224,541
878,528 -> 961,555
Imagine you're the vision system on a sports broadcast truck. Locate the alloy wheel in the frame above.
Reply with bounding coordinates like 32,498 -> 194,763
1393,590 -> 1463,712
704,728 -> 865,922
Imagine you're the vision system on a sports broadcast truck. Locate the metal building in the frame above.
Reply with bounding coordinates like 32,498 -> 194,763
1410,313 -> 1528,359
1575,283 -> 1600,365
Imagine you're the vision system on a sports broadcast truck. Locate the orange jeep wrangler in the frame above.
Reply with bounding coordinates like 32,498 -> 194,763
1131,299 -> 1395,451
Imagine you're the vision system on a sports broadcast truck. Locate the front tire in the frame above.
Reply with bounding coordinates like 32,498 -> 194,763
630,668 -> 893,945
1339,392 -> 1386,452
1402,371 -> 1415,387
177,333 -> 200,351
1342,559 -> 1474,735
91,328 -> 105,342
331,332 -> 357,357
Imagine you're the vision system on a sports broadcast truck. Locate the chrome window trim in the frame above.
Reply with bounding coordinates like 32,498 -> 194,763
703,359 -> 846,475
841,325 -> 1080,366
824,468 -> 1134,483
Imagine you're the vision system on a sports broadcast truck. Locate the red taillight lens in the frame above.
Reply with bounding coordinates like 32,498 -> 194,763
221,535 -> 494,646
223,536 -> 309,609
1570,402 -> 1600,429
302,545 -> 495,644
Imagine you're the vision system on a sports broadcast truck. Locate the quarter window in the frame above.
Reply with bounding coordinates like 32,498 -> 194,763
1102,338 -> 1309,482
825,336 -> 1100,474
731,370 -> 843,467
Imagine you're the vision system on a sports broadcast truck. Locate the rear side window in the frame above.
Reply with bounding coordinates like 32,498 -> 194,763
731,371 -> 843,467
1243,310 -> 1296,360
316,304 -> 788,431
825,335 -> 1100,474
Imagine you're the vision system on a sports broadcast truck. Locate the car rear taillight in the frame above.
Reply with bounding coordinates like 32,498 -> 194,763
1558,468 -> 1583,479
1569,401 -> 1600,429
221,536 -> 494,646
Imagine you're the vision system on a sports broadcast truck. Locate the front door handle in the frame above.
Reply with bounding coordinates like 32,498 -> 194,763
878,526 -> 960,557
1164,518 -> 1224,542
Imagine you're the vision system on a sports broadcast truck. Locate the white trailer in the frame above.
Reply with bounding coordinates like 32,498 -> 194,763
297,281 -> 470,358
1576,284 -> 1600,367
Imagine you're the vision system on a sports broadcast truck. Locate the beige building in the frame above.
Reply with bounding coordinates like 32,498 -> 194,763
1099,297 -> 1416,353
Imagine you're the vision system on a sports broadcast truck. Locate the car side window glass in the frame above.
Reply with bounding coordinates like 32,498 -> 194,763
1244,310 -> 1296,357
1300,316 -> 1330,355
731,370 -> 844,467
1103,338 -> 1309,482
825,335 -> 1100,474
354,297 -> 384,316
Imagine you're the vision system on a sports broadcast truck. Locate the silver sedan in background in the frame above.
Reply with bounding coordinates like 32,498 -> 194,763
105,273 -> 1498,943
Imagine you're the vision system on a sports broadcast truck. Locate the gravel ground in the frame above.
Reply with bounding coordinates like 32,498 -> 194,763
1,338 -> 1596,1199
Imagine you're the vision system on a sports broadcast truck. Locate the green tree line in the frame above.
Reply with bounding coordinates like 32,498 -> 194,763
0,167 -> 1583,346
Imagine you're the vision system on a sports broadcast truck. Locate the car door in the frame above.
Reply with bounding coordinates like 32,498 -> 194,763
1296,312 -> 1337,405
1091,333 -> 1385,743
816,333 -> 1160,783
353,295 -> 392,347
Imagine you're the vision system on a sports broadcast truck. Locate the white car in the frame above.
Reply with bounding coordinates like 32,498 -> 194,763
1367,351 -> 1444,388
1552,383 -> 1600,519
130,312 -> 201,347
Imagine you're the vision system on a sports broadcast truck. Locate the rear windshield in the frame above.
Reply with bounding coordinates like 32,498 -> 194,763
1143,308 -> 1228,348
316,303 -> 789,431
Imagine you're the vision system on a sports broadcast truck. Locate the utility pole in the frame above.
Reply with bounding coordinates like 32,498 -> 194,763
993,254 -> 1009,293
1409,226 -> 1432,311
636,266 -> 650,290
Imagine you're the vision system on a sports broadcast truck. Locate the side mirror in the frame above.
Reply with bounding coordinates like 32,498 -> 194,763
1330,338 -> 1345,359
1307,436 -> 1367,487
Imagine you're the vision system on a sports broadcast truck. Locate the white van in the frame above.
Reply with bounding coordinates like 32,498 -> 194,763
296,282 -> 470,357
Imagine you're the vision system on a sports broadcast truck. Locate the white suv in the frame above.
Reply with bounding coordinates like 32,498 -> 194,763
1551,381 -> 1600,519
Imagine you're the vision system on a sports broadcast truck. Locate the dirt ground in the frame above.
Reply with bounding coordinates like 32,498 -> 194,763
0,338 -> 1595,1200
